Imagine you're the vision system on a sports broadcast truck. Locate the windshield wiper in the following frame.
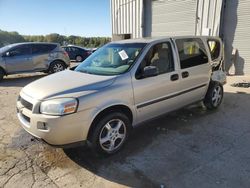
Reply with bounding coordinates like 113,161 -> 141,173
77,69 -> 95,75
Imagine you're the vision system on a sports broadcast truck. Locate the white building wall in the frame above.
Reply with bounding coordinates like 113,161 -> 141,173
151,0 -> 197,36
223,0 -> 250,75
111,0 -> 222,38
150,0 -> 223,37
196,0 -> 223,36
111,0 -> 143,39
111,0 -> 250,75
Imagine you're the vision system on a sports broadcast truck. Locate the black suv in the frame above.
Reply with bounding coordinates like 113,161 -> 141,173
62,45 -> 92,62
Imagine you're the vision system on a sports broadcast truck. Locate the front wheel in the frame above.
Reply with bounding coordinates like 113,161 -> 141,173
204,81 -> 224,110
89,112 -> 130,155
49,61 -> 66,73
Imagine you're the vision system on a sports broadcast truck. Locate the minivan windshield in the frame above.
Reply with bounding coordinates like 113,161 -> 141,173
75,43 -> 146,75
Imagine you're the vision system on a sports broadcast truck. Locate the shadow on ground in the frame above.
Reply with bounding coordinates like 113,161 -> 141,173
64,105 -> 214,187
0,74 -> 45,87
6,87 -> 250,187
64,92 -> 250,187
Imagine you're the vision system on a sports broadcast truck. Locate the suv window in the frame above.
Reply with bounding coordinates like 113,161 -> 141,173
74,47 -> 79,51
66,47 -> 75,52
136,42 -> 174,78
176,38 -> 208,69
207,40 -> 221,61
32,44 -> 57,54
9,45 -> 31,56
62,47 -> 68,51
71,47 -> 81,52
67,47 -> 72,52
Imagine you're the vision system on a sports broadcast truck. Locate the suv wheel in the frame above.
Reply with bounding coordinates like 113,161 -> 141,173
76,55 -> 83,62
0,69 -> 4,82
90,112 -> 130,155
204,81 -> 223,110
49,61 -> 66,73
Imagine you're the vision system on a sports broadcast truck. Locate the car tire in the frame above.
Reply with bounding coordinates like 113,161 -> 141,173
76,55 -> 83,62
0,68 -> 4,82
89,112 -> 131,155
49,61 -> 66,73
204,81 -> 224,110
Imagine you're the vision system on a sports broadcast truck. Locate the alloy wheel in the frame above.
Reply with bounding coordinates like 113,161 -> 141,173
212,85 -> 222,107
76,56 -> 83,62
53,63 -> 64,72
99,119 -> 126,152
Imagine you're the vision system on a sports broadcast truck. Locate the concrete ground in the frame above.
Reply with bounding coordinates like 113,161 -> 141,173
0,73 -> 250,188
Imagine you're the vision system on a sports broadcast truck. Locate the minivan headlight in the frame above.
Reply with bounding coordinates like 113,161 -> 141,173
40,98 -> 78,116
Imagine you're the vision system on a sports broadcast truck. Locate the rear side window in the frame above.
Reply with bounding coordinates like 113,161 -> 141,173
176,38 -> 208,69
66,47 -> 75,52
70,47 -> 81,52
80,48 -> 87,53
207,40 -> 221,61
73,47 -> 79,52
32,44 -> 57,54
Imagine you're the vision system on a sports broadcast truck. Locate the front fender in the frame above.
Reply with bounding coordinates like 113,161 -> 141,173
89,100 -> 137,126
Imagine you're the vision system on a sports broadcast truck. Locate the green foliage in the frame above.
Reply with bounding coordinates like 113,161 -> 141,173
0,29 -> 111,48
0,29 -> 26,47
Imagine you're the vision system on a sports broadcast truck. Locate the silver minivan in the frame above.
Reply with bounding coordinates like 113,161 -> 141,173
17,36 -> 226,154
0,42 -> 70,81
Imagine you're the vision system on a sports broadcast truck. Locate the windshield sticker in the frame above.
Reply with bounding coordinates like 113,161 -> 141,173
118,50 -> 129,60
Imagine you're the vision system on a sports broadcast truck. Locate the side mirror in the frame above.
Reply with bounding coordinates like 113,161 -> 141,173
143,66 -> 159,78
3,52 -> 10,57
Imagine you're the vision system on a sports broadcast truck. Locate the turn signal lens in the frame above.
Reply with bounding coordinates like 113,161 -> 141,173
63,102 -> 78,114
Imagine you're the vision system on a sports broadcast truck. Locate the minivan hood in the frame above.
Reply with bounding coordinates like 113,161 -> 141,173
22,70 -> 116,100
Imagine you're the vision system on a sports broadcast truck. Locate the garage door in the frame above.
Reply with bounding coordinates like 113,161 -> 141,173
223,0 -> 250,75
151,0 -> 197,36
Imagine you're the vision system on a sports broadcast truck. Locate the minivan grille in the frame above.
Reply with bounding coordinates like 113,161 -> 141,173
20,98 -> 33,111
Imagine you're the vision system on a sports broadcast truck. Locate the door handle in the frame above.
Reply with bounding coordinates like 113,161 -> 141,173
170,74 -> 179,81
182,71 -> 189,78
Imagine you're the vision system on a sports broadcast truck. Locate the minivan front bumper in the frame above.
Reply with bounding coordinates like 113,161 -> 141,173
17,97 -> 92,146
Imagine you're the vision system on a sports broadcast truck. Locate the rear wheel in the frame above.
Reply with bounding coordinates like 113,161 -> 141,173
0,68 -> 4,82
76,55 -> 83,62
204,81 -> 223,110
89,112 -> 130,155
49,61 -> 66,73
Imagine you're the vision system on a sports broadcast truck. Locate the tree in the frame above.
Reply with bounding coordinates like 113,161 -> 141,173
0,30 -> 25,47
0,29 -> 111,48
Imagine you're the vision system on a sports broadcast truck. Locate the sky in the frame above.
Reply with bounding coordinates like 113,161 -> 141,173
0,0 -> 111,37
